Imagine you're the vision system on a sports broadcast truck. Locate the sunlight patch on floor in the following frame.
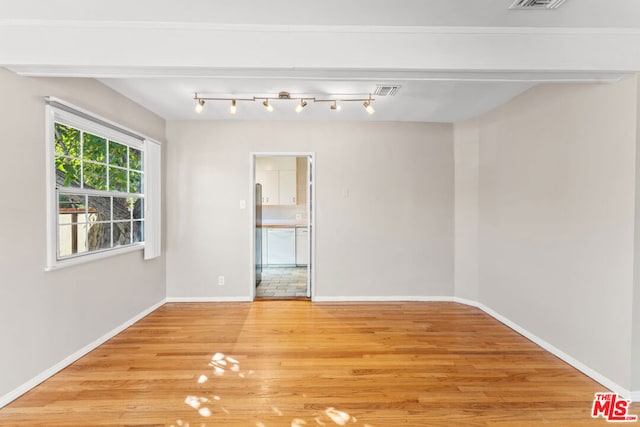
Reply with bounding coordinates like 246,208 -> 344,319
171,350 -> 373,427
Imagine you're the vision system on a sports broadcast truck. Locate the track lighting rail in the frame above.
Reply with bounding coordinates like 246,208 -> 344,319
193,91 -> 375,115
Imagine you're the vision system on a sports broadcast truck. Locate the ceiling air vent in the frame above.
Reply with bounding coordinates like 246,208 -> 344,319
373,85 -> 401,96
509,0 -> 566,9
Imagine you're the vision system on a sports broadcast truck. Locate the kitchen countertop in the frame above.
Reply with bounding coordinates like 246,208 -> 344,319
261,220 -> 308,228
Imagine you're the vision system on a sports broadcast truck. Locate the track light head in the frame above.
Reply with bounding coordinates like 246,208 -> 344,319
363,99 -> 375,115
330,101 -> 341,111
230,99 -> 237,115
263,99 -> 274,112
195,98 -> 205,113
295,100 -> 308,113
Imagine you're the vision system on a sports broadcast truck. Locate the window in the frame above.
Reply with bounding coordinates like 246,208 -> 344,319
46,98 -> 160,269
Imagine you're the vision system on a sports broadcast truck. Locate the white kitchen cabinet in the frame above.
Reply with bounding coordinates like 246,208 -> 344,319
256,169 -> 279,205
267,228 -> 296,265
279,170 -> 297,205
295,227 -> 308,266
255,157 -> 297,206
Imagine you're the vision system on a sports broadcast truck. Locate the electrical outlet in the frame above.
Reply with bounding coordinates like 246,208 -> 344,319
218,276 -> 225,286
295,213 -> 302,220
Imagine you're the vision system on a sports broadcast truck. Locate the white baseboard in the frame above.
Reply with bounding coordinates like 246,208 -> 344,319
453,297 -> 636,402
313,295 -> 455,302
166,296 -> 252,302
0,298 -> 166,409
452,296 -> 480,308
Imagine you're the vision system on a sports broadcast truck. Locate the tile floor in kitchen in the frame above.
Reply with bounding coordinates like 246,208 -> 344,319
256,266 -> 308,298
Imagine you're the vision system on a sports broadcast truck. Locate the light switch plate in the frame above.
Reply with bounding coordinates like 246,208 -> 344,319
240,200 -> 246,209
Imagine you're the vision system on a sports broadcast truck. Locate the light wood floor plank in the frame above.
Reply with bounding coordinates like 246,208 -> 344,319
0,301 -> 637,426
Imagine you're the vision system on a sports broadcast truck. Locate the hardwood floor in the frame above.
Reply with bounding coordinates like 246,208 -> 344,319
0,301 -> 637,426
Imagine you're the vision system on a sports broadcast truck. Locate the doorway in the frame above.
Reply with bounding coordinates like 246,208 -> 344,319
251,153 -> 314,300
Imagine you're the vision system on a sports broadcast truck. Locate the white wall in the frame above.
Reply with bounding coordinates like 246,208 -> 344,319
457,77 -> 638,391
633,77 -> 640,393
454,119 -> 479,301
165,121 -> 454,300
0,69 -> 166,401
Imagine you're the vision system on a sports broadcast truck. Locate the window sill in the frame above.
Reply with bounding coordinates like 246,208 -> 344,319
45,243 -> 144,272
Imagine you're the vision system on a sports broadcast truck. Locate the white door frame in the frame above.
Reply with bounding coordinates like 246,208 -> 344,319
249,152 -> 316,301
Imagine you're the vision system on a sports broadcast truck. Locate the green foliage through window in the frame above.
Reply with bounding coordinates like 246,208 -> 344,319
109,141 -> 128,167
54,122 -> 144,193
83,133 -> 106,162
54,121 -> 144,259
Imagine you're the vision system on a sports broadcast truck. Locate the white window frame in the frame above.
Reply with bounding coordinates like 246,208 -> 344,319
45,98 -> 159,270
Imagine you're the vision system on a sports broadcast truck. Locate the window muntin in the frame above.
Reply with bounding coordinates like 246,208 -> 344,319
53,120 -> 144,261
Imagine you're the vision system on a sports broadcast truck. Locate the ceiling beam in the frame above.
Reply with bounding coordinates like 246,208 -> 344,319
1,22 -> 640,78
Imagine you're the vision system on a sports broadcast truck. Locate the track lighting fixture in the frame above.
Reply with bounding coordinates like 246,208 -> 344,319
295,99 -> 308,113
363,98 -> 375,115
193,91 -> 375,116
194,98 -> 205,113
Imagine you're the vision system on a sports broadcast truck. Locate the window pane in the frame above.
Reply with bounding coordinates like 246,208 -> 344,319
88,196 -> 111,222
50,108 -> 148,265
113,197 -> 132,221
58,194 -> 86,224
83,133 -> 106,163
109,141 -> 128,167
130,171 -> 143,194
113,221 -> 132,247
58,224 -> 88,257
129,148 -> 142,171
87,222 -> 112,252
55,123 -> 80,158
133,220 -> 144,243
55,157 -> 81,188
132,198 -> 143,220
109,167 -> 128,192
83,163 -> 107,190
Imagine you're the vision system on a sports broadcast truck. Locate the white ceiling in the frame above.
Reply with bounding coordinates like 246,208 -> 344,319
3,0 -> 640,28
2,0 -> 640,122
98,75 -> 539,122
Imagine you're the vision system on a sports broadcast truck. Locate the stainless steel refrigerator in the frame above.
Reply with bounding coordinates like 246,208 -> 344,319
255,183 -> 262,286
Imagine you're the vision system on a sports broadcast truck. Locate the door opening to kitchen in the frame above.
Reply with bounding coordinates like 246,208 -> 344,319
253,154 -> 313,300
